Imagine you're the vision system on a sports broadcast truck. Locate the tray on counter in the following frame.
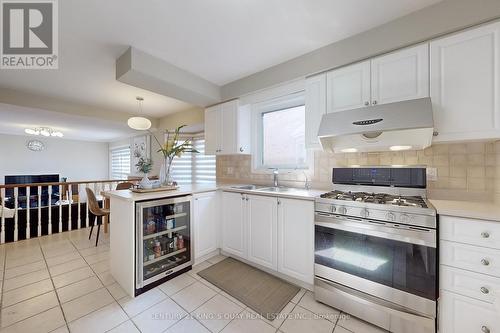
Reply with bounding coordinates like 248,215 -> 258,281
130,185 -> 179,193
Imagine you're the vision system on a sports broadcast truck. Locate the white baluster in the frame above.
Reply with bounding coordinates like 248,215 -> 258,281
14,187 -> 18,242
77,184 -> 81,229
85,185 -> 89,228
37,186 -> 41,237
26,186 -> 30,239
48,185 -> 52,234
1,187 -> 5,244
58,185 -> 62,232
68,185 -> 72,231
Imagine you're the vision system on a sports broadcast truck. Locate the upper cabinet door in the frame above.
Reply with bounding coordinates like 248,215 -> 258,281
220,100 -> 238,154
371,44 -> 429,105
326,60 -> 371,113
305,73 -> 327,149
431,21 -> 500,142
204,105 -> 221,154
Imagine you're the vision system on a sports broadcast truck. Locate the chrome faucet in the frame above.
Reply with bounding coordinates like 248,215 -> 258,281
272,169 -> 279,187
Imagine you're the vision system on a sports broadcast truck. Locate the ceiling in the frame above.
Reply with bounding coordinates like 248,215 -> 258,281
0,0 -> 441,133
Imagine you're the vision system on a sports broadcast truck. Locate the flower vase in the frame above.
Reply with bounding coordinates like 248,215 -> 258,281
139,174 -> 152,189
160,157 -> 174,186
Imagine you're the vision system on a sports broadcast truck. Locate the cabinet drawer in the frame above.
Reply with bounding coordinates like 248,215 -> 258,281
439,290 -> 499,333
440,265 -> 500,304
440,216 -> 500,249
440,240 -> 500,278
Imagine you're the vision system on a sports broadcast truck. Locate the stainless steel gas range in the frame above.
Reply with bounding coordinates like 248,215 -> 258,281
314,167 -> 437,333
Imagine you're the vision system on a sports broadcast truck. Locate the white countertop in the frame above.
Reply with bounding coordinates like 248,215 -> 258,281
430,199 -> 500,222
106,183 -> 322,202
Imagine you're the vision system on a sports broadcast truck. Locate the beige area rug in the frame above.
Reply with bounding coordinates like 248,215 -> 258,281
198,257 -> 300,320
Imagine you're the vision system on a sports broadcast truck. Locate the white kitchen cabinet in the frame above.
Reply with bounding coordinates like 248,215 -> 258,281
247,194 -> 278,270
221,191 -> 246,258
371,44 -> 429,105
193,191 -> 219,260
431,21 -> 500,142
305,73 -> 327,149
277,198 -> 314,284
327,60 -> 371,113
204,100 -> 250,155
439,290 -> 499,333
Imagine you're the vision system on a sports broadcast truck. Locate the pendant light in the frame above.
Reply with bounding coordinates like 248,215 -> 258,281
128,97 -> 151,130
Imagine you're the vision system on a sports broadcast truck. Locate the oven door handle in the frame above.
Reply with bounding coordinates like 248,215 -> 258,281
315,216 -> 436,248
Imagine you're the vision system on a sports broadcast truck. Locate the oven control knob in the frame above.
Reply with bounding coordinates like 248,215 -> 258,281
338,206 -> 347,215
387,212 -> 396,222
400,214 -> 410,224
360,209 -> 369,218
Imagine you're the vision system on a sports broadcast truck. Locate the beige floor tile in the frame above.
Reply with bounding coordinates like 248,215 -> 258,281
90,260 -> 109,273
337,314 -> 388,333
2,279 -> 54,307
246,300 -> 295,328
2,269 -> 50,292
199,278 -> 222,292
56,276 -> 103,303
43,245 -> 77,259
165,317 -> 210,333
171,281 -> 217,313
333,326 -> 352,333
132,298 -> 187,333
107,320 -> 140,333
280,306 -> 335,333
158,273 -> 197,296
119,288 -> 167,317
5,253 -> 44,269
61,287 -> 114,322
68,302 -> 128,333
52,266 -> 95,289
78,244 -> 109,257
49,257 -> 88,277
206,254 -> 227,264
221,310 -> 276,333
106,282 -> 127,300
192,294 -> 243,332
45,251 -> 81,267
218,291 -> 247,309
50,325 -> 70,333
4,260 -> 46,279
187,261 -> 213,279
0,306 -> 65,333
83,251 -> 109,265
1,291 -> 59,328
96,270 -> 116,286
290,288 -> 307,304
298,291 -> 340,322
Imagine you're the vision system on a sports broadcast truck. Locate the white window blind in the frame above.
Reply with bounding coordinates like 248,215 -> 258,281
170,137 -> 216,184
110,146 -> 131,180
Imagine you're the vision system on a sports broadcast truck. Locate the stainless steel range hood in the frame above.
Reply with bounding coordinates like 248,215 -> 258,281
317,98 -> 434,153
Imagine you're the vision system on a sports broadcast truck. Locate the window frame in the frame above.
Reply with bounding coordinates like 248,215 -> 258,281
109,145 -> 131,180
251,91 -> 309,170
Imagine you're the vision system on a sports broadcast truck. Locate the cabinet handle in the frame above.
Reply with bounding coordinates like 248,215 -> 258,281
364,101 -> 369,106
482,326 -> 490,333
481,232 -> 490,239
277,199 -> 281,205
480,287 -> 490,294
481,258 -> 490,266
239,147 -> 244,152
372,100 -> 378,105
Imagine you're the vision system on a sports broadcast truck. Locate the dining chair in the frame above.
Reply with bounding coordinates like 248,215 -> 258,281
116,182 -> 134,190
85,187 -> 110,246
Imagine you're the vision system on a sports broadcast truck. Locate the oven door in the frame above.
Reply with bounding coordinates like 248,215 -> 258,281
314,212 -> 437,318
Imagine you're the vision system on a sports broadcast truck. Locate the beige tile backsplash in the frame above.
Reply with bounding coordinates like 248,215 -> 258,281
217,141 -> 500,202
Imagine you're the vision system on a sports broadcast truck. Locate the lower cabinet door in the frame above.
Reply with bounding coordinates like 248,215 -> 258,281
221,191 -> 247,258
439,290 -> 499,333
246,194 -> 278,270
193,191 -> 218,260
277,198 -> 314,284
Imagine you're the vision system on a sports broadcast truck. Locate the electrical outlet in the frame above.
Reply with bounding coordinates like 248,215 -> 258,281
426,167 -> 438,181
227,167 -> 234,175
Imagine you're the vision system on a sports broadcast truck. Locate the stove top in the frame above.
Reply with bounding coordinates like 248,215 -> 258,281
319,191 -> 428,208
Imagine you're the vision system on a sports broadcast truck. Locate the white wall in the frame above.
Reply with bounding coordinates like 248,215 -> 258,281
0,134 -> 109,184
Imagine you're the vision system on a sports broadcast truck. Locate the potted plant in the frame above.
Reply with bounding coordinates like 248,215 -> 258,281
151,125 -> 199,186
135,156 -> 153,189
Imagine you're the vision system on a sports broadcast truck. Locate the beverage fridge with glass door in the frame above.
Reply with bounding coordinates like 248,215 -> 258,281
135,195 -> 192,295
